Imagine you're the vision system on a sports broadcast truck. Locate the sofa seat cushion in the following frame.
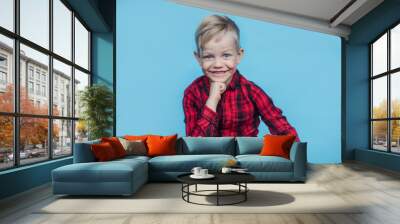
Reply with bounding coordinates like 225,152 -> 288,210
116,155 -> 150,163
53,159 -> 147,183
149,154 -> 235,172
236,155 -> 293,172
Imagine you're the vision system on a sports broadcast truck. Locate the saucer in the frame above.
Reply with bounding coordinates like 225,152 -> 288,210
232,170 -> 249,174
190,174 -> 215,179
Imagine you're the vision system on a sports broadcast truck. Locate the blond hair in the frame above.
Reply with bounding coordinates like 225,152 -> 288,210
195,15 -> 240,54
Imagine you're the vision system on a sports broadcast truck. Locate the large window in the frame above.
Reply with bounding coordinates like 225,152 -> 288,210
0,0 -> 91,171
370,23 -> 400,153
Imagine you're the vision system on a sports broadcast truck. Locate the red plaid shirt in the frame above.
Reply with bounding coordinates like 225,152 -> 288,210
183,71 -> 299,140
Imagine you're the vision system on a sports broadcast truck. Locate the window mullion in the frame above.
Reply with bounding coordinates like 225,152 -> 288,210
48,0 -> 54,160
13,0 -> 20,167
88,31 -> 91,75
71,10 -> 76,155
388,30 -> 391,152
370,45 -> 373,149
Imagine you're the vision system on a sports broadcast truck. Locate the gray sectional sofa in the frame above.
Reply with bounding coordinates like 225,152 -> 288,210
52,137 -> 307,196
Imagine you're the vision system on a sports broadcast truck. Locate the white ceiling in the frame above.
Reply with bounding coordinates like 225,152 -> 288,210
171,0 -> 384,38
226,0 -> 352,22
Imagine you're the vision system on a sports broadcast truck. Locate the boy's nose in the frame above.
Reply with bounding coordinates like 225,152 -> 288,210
213,58 -> 223,67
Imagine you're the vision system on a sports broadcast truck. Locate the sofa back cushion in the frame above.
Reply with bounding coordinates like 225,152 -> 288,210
236,137 -> 263,155
180,137 -> 235,155
73,139 -> 100,163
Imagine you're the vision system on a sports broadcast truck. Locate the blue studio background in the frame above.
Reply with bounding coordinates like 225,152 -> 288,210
116,0 -> 341,163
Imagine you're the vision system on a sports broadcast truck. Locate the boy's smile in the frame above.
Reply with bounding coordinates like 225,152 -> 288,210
195,32 -> 244,84
210,70 -> 229,76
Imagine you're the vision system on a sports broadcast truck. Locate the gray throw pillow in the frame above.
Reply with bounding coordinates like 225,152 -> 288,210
119,138 -> 147,156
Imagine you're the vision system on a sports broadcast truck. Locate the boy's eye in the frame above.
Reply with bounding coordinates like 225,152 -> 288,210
223,53 -> 232,58
202,55 -> 213,59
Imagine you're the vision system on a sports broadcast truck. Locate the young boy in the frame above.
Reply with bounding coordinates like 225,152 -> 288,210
183,15 -> 299,140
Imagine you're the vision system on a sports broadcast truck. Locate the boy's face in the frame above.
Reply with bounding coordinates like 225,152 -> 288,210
195,32 -> 244,84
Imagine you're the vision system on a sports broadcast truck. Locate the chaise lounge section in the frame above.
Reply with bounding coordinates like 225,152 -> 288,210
52,140 -> 149,196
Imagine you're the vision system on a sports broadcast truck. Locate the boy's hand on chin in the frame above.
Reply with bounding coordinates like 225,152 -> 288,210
206,82 -> 226,112
209,81 -> 226,100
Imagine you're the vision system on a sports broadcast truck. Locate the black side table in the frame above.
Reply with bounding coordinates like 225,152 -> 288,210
177,173 -> 255,206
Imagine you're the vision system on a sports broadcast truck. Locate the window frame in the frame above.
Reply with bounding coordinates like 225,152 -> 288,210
0,0 -> 92,171
370,20 -> 400,154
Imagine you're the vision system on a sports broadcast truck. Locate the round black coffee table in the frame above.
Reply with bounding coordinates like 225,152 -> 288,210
177,173 -> 255,206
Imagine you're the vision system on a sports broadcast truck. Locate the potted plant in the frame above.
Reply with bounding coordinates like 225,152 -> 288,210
79,84 -> 114,140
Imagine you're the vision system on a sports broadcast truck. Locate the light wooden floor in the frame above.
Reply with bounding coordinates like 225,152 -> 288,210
1,162 -> 400,224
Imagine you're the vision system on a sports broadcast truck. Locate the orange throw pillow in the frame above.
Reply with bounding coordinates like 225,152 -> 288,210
101,137 -> 127,158
146,134 -> 177,157
259,135 -> 296,159
91,142 -> 117,161
124,135 -> 149,141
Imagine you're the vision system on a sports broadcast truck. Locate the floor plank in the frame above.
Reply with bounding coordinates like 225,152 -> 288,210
1,162 -> 400,224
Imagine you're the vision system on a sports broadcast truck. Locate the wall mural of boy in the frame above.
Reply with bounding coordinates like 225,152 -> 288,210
183,15 -> 299,141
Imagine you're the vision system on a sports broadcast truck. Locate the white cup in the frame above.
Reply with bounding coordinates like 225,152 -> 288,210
191,167 -> 202,176
221,167 -> 232,174
200,169 -> 208,176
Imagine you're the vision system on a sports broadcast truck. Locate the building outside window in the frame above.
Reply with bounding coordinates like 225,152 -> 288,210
0,0 -> 91,170
41,73 -> 46,82
42,85 -> 46,97
35,70 -> 40,81
54,88 -> 58,102
36,83 -> 40,95
0,71 -> 6,84
28,67 -> 34,80
28,81 -> 34,94
0,54 -> 6,67
0,54 -> 7,88
0,73 -> 6,89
